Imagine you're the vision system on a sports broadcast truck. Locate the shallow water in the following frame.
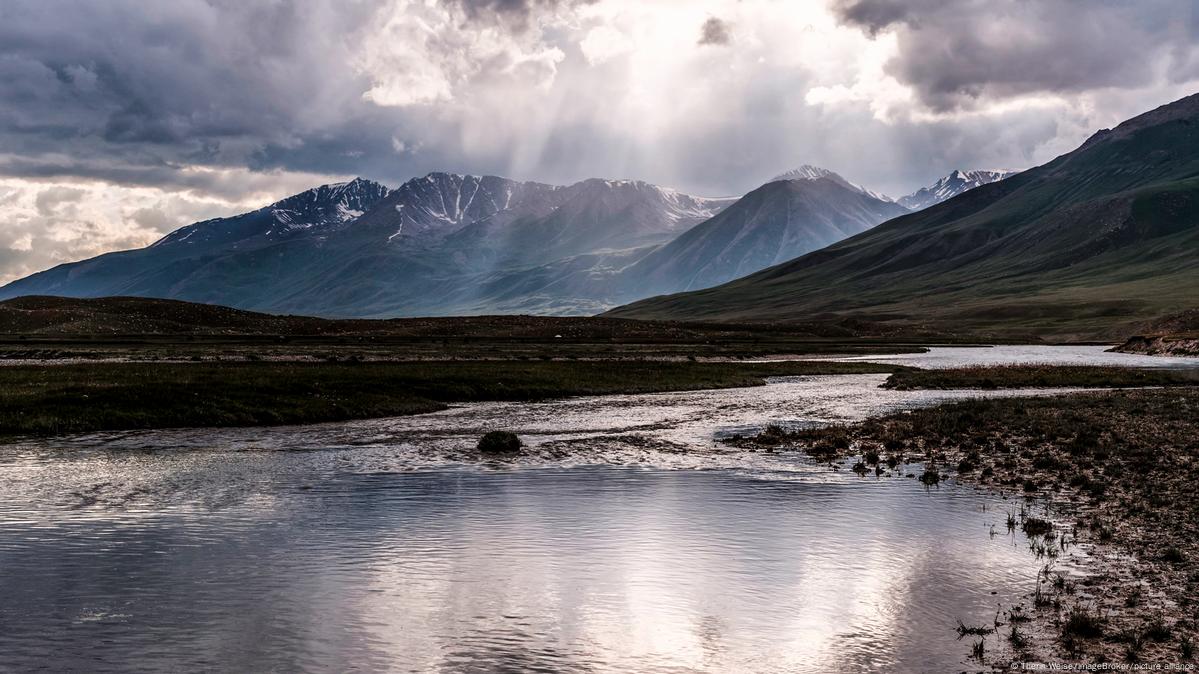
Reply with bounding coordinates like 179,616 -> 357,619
0,461 -> 1072,673
825,343 -> 1199,369
0,344 -> 1150,672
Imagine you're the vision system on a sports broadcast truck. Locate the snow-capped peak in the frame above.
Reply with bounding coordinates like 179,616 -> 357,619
771,164 -> 841,182
769,164 -> 895,203
268,177 -> 391,229
152,177 -> 391,247
897,169 -> 1018,211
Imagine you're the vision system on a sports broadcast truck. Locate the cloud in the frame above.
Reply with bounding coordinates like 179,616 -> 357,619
830,0 -> 923,36
34,186 -> 84,215
0,1 -> 374,191
451,0 -> 595,31
0,0 -> 1197,284
355,0 -> 569,107
580,25 -> 634,64
8,234 -> 33,252
698,17 -> 731,46
0,175 -> 270,283
831,0 -> 1199,111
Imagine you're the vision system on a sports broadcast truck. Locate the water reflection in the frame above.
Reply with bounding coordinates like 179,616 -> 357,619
825,343 -> 1199,369
0,466 -> 1074,672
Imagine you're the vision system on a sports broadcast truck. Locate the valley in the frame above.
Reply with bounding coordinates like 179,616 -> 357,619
6,5 -> 1199,673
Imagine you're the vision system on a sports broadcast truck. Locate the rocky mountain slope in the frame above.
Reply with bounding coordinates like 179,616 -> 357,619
619,175 -> 908,296
0,174 -> 732,317
897,169 -> 1017,210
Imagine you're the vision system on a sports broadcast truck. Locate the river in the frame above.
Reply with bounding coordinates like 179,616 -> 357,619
1,345 -> 1192,672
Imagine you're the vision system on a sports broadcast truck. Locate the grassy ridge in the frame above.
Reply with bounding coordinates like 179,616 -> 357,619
0,359 -> 902,437
882,364 -> 1199,390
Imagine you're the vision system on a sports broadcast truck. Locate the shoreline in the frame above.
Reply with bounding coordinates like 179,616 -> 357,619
728,388 -> 1199,667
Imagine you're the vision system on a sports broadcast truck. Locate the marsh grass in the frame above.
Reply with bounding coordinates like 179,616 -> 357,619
1022,517 -> 1053,537
955,618 -> 995,637
1062,608 -> 1105,639
0,359 -> 902,436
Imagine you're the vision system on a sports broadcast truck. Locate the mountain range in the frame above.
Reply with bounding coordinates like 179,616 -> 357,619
0,175 -> 728,316
608,93 -> 1199,340
1,162 -> 1005,317
2,94 -> 1192,339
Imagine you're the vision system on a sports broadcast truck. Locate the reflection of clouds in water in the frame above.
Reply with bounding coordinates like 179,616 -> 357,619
0,464 -> 1071,672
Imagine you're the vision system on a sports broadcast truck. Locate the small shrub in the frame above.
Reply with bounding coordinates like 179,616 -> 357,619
955,618 -> 994,637
1062,608 -> 1105,639
1162,546 -> 1186,564
1009,626 -> 1027,649
808,441 -> 838,457
762,423 -> 786,436
1022,517 -> 1053,537
1033,454 -> 1060,470
1144,618 -> 1172,642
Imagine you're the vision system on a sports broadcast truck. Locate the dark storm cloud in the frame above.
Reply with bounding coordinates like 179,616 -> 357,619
0,0 -> 1196,206
698,17 -> 732,46
0,0 -> 611,197
0,0 -> 390,192
831,0 -> 924,36
832,0 -> 1199,111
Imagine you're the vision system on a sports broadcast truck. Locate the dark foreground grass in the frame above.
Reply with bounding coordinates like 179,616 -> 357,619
882,364 -> 1199,390
0,359 -> 902,436
736,389 -> 1199,664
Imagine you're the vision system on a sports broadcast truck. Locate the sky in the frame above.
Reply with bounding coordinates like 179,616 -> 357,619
0,0 -> 1197,283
